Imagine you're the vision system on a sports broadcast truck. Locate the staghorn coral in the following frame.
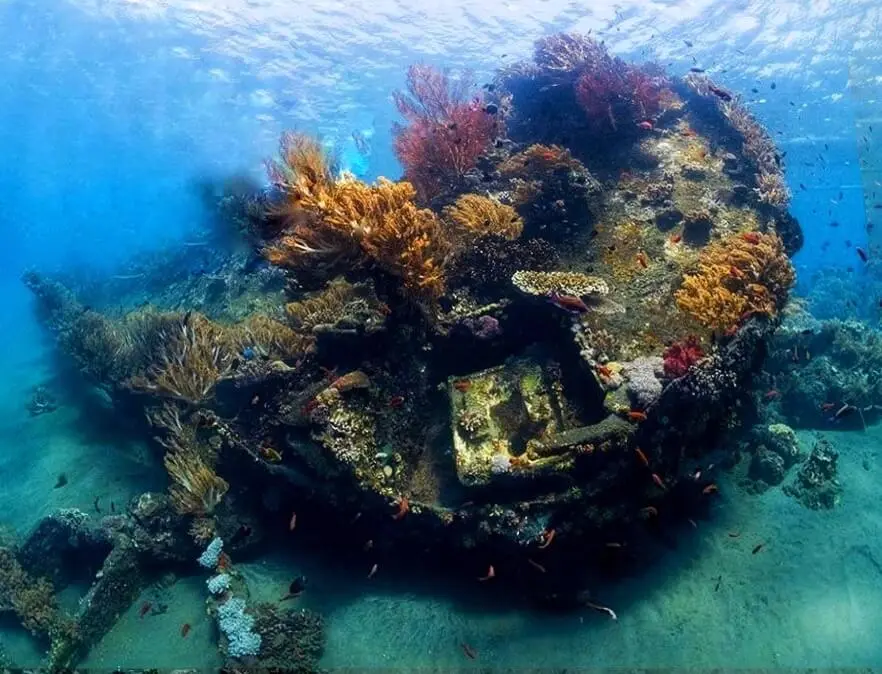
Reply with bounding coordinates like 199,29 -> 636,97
393,64 -> 497,201
164,447 -> 230,516
675,232 -> 795,331
443,194 -> 524,241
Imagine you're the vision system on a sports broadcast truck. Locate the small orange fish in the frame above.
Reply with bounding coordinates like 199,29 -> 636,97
596,365 -> 613,378
392,496 -> 409,520
453,380 -> 471,392
367,563 -> 378,579
289,511 -> 297,531
180,623 -> 191,638
729,265 -> 745,279
478,565 -> 496,581
548,292 -> 590,314
627,410 -> 648,422
651,473 -> 666,489
634,447 -> 650,468
538,528 -> 556,549
670,233 -> 682,244
702,483 -> 719,495
636,251 -> 649,268
742,232 -> 761,244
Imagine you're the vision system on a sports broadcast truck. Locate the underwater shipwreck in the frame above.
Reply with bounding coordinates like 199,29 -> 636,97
11,33 -> 808,669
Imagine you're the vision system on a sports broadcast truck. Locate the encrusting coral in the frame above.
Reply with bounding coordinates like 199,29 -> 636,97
675,232 -> 795,331
443,194 -> 524,242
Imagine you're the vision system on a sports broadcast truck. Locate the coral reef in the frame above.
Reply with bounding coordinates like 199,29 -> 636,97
662,336 -> 705,379
393,64 -> 497,201
443,193 -> 524,241
264,144 -> 450,300
783,437 -> 841,509
675,232 -> 795,331
164,448 -> 229,516
20,31 -> 807,669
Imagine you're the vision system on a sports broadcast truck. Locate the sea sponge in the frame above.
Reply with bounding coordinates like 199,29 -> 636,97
443,194 -> 524,241
675,232 -> 795,331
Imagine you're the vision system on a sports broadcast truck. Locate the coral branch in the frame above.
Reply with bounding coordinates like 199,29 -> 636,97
675,232 -> 795,331
393,65 -> 497,200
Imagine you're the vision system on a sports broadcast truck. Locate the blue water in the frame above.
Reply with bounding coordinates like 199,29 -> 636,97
3,0 -> 882,668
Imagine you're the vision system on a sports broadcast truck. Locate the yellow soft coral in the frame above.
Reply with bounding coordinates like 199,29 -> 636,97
675,232 -> 795,330
443,194 -> 523,241
164,448 -> 229,516
265,135 -> 450,299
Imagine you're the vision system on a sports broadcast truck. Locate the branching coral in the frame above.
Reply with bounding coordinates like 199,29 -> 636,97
443,194 -> 523,242
392,64 -> 497,201
164,448 -> 229,516
60,311 -> 128,383
128,313 -> 234,404
285,277 -> 386,333
675,232 -> 795,330
266,143 -> 451,299
228,314 -> 314,362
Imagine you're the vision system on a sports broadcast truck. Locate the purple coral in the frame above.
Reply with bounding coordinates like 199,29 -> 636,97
463,315 -> 502,340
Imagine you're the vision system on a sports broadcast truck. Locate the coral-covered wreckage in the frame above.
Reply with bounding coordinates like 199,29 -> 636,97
17,33 -> 802,669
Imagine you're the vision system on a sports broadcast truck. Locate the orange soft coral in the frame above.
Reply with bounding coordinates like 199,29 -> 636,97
674,232 -> 795,331
443,194 -> 524,242
265,136 -> 450,300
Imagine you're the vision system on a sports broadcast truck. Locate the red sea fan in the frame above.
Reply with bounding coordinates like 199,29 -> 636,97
663,336 -> 705,379
392,64 -> 497,201
573,47 -> 667,133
